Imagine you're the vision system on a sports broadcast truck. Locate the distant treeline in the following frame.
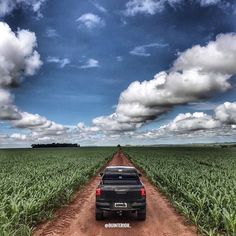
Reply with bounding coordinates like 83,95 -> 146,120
220,144 -> 236,148
31,143 -> 80,148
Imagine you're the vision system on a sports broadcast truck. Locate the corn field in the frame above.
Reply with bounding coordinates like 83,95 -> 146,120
0,147 -> 114,236
124,146 -> 236,236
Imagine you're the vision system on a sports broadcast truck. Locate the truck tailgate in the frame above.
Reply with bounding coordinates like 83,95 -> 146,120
101,185 -> 143,202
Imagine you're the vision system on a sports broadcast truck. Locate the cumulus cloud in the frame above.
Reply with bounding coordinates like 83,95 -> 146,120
0,22 -> 42,87
4,111 -> 67,143
0,104 -> 21,120
77,122 -> 100,133
47,56 -> 70,68
4,102 -> 236,146
0,0 -> 46,17
100,68 -> 230,130
161,112 -> 221,132
0,22 -> 42,122
131,104 -> 236,141
92,113 -> 142,132
173,33 -> 236,75
80,58 -> 100,69
130,43 -> 168,57
76,103 -> 236,143
92,33 -> 236,132
10,133 -> 27,141
0,22 -> 71,146
0,85 -> 22,121
0,89 -> 12,105
215,102 -> 236,124
11,111 -> 67,137
0,23 -> 70,146
124,0 -> 223,16
76,13 -> 105,29
12,112 -> 48,128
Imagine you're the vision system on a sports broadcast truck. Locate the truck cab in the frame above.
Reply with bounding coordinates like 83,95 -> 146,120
95,166 -> 146,220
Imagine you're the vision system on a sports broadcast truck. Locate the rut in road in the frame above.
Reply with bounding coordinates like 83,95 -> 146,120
33,151 -> 199,236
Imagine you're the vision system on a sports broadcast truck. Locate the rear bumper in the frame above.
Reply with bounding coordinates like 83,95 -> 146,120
96,201 -> 146,211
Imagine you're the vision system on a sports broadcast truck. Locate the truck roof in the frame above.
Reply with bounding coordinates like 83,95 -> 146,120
106,166 -> 135,169
104,166 -> 137,174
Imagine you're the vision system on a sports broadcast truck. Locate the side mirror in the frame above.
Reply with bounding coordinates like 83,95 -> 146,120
99,172 -> 103,177
138,173 -> 142,177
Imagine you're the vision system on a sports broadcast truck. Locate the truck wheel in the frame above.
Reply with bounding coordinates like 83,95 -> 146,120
137,209 -> 146,221
96,207 -> 104,220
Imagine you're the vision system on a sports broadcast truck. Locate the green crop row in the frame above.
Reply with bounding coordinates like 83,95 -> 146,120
0,147 -> 114,236
124,146 -> 236,236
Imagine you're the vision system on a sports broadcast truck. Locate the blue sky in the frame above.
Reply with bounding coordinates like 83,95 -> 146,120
0,0 -> 236,147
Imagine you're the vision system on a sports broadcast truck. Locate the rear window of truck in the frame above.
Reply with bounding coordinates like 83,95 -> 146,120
102,174 -> 141,185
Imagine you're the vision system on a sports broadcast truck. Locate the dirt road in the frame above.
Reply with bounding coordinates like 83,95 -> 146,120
34,151 -> 199,236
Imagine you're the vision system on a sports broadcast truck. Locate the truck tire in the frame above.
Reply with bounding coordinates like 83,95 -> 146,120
95,207 -> 104,220
137,209 -> 146,221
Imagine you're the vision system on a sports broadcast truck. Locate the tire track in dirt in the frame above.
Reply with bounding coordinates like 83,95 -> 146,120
33,151 -> 199,236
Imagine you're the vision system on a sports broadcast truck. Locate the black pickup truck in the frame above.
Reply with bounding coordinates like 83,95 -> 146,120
95,166 -> 146,220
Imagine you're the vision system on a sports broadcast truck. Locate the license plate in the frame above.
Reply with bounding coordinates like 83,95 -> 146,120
114,202 -> 127,208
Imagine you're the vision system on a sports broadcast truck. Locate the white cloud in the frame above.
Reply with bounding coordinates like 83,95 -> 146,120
37,136 -> 51,141
115,68 -> 230,122
80,58 -> 100,69
76,13 -> 105,29
130,43 -> 168,57
3,101 -> 236,146
0,22 -> 42,87
0,0 -> 46,17
92,113 -> 141,132
77,122 -> 100,133
124,0 -> 223,16
0,23 -> 69,145
200,0 -> 221,6
215,102 -> 236,124
91,33 -> 236,132
161,112 -> 221,132
31,123 -> 67,137
75,103 -> 236,142
0,104 -> 21,120
0,89 -> 12,105
11,111 -> 67,133
47,56 -> 70,68
25,51 -> 42,75
10,111 -> 68,140
0,22 -> 42,122
12,112 -> 48,128
124,0 -> 164,16
91,1 -> 107,13
129,105 -> 236,141
173,33 -> 236,75
0,77 -> 21,121
10,133 -> 27,141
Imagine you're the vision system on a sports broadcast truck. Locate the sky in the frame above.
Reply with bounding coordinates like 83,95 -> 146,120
0,0 -> 236,147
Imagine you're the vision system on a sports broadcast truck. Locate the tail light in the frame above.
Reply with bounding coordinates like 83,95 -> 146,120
96,188 -> 101,196
140,187 -> 146,197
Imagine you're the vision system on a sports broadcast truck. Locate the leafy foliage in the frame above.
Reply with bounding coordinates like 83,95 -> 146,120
124,146 -> 236,236
0,147 -> 114,235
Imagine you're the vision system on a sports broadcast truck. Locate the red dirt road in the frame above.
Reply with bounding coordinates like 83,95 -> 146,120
34,151 -> 199,236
